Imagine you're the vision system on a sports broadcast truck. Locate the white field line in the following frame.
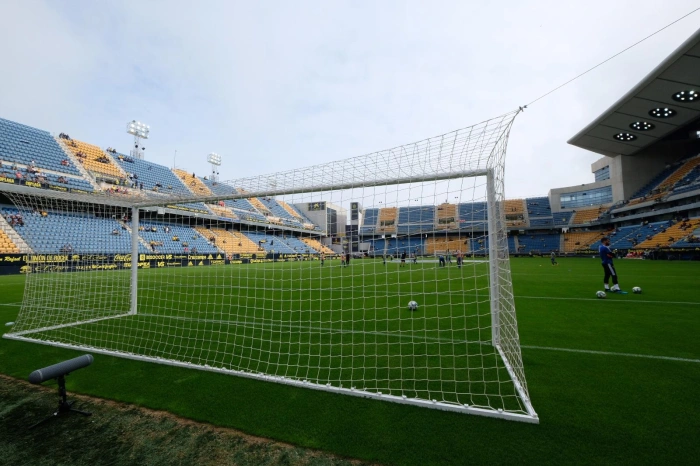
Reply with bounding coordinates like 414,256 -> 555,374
0,302 -> 22,307
520,345 -> 700,363
515,296 -> 700,306
135,313 -> 700,364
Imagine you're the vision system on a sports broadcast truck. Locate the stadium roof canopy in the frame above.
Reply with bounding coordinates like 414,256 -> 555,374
568,27 -> 700,157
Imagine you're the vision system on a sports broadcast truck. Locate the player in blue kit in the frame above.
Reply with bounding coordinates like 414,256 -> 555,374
599,237 -> 626,294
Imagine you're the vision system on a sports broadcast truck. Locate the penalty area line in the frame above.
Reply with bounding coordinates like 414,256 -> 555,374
521,345 -> 700,363
516,296 -> 700,306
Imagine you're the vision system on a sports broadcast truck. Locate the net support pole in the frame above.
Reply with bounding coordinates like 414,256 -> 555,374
486,168 -> 500,346
130,207 -> 139,315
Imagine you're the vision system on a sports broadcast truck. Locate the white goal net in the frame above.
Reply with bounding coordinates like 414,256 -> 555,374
3,110 -> 537,422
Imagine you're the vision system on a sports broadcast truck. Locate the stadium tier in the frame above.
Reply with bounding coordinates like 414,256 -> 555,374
0,227 -> 19,253
367,236 -> 424,256
1,206 -> 146,254
572,206 -> 606,225
301,237 -> 333,254
516,233 -> 560,254
0,118 -> 82,176
525,197 -> 551,217
458,202 -> 487,222
243,231 -> 297,254
172,168 -> 213,196
563,231 -> 606,252
61,138 -> 125,179
139,223 -> 219,254
115,156 -> 192,196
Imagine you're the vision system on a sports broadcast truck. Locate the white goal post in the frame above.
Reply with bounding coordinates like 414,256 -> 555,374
3,109 -> 538,423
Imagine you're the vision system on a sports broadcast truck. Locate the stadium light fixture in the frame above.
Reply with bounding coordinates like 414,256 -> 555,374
613,133 -> 637,142
672,90 -> 697,103
629,121 -> 655,131
207,153 -> 221,182
648,108 -> 676,118
126,120 -> 150,160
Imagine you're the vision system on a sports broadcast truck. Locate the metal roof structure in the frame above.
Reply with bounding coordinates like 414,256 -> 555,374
568,27 -> 700,157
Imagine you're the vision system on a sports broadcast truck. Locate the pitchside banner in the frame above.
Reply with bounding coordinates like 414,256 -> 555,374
0,253 -> 328,275
0,175 -> 92,195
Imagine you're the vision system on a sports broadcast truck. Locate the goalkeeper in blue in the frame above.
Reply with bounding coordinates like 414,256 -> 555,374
599,237 -> 626,294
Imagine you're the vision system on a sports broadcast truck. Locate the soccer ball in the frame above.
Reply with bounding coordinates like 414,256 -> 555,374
632,286 -> 642,294
408,300 -> 418,311
596,291 -> 607,299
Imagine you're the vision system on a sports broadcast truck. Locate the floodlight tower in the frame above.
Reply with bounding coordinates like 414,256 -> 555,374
207,153 -> 221,182
126,120 -> 150,160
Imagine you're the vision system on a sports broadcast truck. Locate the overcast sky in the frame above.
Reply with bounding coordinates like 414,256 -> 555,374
1,0 -> 698,199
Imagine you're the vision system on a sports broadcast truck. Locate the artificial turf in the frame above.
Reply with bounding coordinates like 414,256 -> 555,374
1,257 -> 699,465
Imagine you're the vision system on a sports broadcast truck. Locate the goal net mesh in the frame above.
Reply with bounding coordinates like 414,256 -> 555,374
4,110 -> 536,421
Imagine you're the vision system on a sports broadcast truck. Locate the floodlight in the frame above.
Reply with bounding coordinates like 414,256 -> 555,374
648,108 -> 676,118
208,153 -> 222,182
613,133 -> 637,142
207,153 -> 222,165
126,120 -> 150,160
629,121 -> 654,131
672,90 -> 697,102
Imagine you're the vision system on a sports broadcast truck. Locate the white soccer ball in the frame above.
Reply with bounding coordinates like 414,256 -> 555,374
408,300 -> 418,311
596,291 -> 607,299
632,286 -> 642,294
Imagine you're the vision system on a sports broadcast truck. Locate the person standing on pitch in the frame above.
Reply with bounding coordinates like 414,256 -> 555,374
599,237 -> 625,293
456,249 -> 463,268
320,252 -> 325,266
550,251 -> 558,266
400,250 -> 406,267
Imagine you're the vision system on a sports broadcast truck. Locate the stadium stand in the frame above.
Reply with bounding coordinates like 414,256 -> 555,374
370,236 -> 424,256
590,221 -> 671,250
563,231 -> 606,252
634,218 -> 700,249
458,202 -> 487,222
435,203 -> 458,230
572,206 -> 605,225
627,156 -> 700,205
377,207 -> 398,233
672,223 -> 700,248
194,227 -> 260,255
1,207 -> 147,254
0,118 -> 82,176
115,156 -> 191,196
277,235 -> 318,253
505,199 -> 526,227
0,228 -> 19,253
529,218 -> 554,228
139,223 -> 219,254
360,208 -> 379,235
553,211 -> 573,227
207,204 -> 237,219
397,205 -> 435,234
301,237 -> 334,254
526,197 -> 552,217
244,231 -> 296,254
258,197 -> 305,228
424,237 -> 469,254
200,179 -> 270,222
61,138 -> 124,178
246,196 -> 272,215
516,234 -> 560,253
172,168 -> 212,196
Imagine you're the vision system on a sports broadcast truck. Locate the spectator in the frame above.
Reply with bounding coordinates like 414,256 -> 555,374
112,229 -> 120,235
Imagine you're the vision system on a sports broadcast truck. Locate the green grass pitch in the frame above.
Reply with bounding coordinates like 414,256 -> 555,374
1,257 -> 699,464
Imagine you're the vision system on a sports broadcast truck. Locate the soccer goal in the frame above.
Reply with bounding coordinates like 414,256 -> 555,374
3,109 -> 538,423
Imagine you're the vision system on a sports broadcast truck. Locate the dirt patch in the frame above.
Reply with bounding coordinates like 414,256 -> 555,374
0,375 -> 377,466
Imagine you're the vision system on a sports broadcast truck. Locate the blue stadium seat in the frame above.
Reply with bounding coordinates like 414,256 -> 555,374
139,222 -> 219,254
0,118 -> 82,176
2,207 -> 147,254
